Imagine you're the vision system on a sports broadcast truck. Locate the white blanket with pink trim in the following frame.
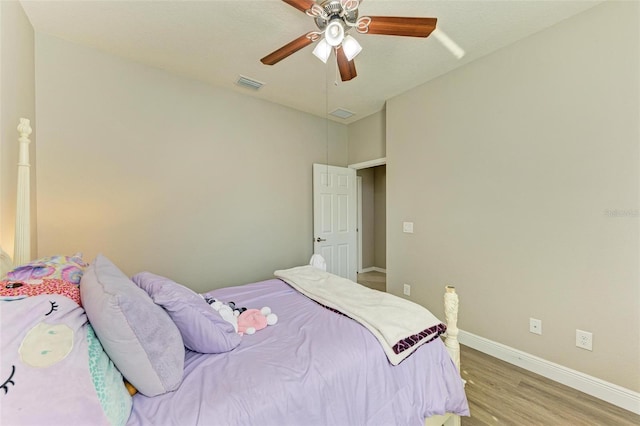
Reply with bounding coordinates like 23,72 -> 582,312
274,265 -> 446,365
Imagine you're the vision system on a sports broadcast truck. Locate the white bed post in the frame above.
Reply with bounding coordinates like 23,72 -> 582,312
13,118 -> 32,266
425,287 -> 463,426
443,286 -> 461,371
443,286 -> 461,426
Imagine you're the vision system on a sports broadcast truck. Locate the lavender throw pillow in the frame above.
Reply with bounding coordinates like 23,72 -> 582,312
132,272 -> 241,354
80,255 -> 185,397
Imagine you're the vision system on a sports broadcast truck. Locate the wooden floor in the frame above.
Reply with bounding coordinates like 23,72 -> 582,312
460,345 -> 640,425
357,270 -> 386,292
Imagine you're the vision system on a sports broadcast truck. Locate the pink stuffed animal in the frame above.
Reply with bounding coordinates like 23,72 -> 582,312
237,307 -> 278,335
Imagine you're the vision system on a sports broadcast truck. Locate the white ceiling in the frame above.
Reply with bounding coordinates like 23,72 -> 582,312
20,0 -> 603,124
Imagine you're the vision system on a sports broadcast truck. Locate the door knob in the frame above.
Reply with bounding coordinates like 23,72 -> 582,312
315,237 -> 326,242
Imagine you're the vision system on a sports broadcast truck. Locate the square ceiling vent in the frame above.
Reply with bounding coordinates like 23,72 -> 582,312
329,108 -> 355,119
236,75 -> 264,90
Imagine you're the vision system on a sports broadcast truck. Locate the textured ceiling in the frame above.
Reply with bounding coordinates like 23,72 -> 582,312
20,0 -> 603,124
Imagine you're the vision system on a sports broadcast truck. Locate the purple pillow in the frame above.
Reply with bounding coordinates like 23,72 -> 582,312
132,272 -> 241,354
80,255 -> 184,397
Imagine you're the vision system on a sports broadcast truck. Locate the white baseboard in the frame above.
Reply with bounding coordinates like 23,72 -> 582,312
459,330 -> 640,415
360,267 -> 387,274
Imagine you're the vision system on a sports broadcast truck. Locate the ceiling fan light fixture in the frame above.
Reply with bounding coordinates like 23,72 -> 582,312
325,19 -> 345,47
312,38 -> 332,63
265,0 -> 443,82
341,35 -> 362,61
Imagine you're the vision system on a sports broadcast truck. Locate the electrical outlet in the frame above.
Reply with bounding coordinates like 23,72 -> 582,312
576,330 -> 593,351
529,318 -> 542,335
403,284 -> 411,296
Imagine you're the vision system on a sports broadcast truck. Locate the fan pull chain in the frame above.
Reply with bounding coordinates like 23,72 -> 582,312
325,54 -> 330,168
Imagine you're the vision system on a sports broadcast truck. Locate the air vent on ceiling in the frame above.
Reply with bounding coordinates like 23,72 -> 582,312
329,108 -> 355,119
236,75 -> 264,90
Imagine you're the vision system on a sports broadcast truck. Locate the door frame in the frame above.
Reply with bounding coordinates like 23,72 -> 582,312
348,157 -> 386,274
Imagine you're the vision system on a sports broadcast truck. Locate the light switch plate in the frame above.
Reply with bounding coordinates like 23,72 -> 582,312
403,222 -> 414,233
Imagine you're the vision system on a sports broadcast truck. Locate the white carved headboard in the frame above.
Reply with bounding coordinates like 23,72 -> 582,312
0,118 -> 32,277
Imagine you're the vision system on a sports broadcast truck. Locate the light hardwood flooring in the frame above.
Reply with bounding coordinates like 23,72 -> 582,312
357,270 -> 386,292
460,345 -> 640,425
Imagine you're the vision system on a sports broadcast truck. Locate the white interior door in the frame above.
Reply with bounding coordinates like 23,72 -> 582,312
313,163 -> 357,281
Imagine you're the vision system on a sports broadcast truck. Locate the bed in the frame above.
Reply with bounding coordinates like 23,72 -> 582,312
0,118 -> 469,425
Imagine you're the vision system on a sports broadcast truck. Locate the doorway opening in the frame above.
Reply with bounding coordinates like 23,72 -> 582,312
350,158 -> 386,292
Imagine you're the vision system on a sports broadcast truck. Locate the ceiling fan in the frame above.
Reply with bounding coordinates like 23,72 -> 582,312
261,0 -> 464,82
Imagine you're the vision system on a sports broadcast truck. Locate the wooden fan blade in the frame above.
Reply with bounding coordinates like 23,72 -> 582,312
365,16 -> 437,37
261,33 -> 314,65
336,47 -> 357,82
282,0 -> 316,13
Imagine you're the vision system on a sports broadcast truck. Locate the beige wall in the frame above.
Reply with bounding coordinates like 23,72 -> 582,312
35,34 -> 348,292
0,1 -> 36,260
387,1 -> 639,392
348,108 -> 385,164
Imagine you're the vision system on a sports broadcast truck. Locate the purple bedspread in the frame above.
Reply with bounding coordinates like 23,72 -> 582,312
128,279 -> 469,425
